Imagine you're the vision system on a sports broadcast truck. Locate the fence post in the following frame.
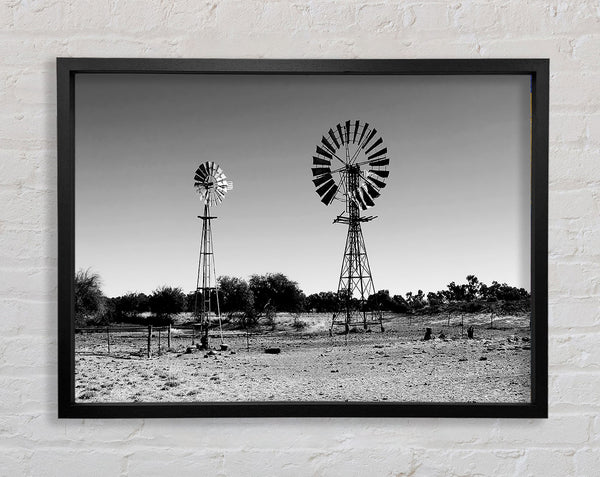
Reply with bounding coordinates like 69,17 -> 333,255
191,325 -> 195,345
158,329 -> 161,355
168,324 -> 171,349
106,326 -> 110,354
147,325 -> 152,358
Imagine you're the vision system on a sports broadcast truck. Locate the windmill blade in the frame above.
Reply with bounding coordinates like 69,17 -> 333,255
368,158 -> 389,167
365,182 -> 381,199
360,187 -> 375,207
320,184 -> 338,205
315,145 -> 333,160
337,124 -> 345,145
370,169 -> 389,178
345,120 -> 351,144
328,129 -> 340,149
352,188 -> 367,210
312,167 -> 331,176
353,120 -> 360,143
367,147 -> 387,160
312,156 -> 331,166
316,179 -> 336,197
358,122 -> 369,147
365,137 -> 383,155
369,157 -> 390,167
361,129 -> 377,150
195,164 -> 209,181
321,136 -> 336,153
313,173 -> 333,187
366,175 -> 387,189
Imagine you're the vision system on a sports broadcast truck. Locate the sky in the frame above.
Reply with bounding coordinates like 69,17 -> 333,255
75,73 -> 531,298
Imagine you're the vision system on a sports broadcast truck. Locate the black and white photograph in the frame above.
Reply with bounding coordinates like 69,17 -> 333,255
63,61 -> 543,413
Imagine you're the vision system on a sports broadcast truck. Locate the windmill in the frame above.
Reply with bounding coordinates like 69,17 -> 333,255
193,161 -> 233,349
311,120 -> 389,334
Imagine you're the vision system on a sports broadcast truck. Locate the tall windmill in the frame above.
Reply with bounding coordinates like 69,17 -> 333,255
311,120 -> 389,333
193,161 -> 233,349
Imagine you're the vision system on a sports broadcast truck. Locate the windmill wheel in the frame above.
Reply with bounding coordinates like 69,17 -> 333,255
311,120 -> 389,210
194,161 -> 233,206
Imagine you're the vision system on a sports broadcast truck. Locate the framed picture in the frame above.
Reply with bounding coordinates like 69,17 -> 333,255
58,58 -> 548,418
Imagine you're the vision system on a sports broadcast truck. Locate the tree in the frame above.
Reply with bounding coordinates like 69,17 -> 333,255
305,291 -> 340,312
112,292 -> 150,322
74,269 -> 106,326
148,286 -> 186,324
366,290 -> 396,311
218,276 -> 255,317
249,273 -> 305,312
465,275 -> 481,302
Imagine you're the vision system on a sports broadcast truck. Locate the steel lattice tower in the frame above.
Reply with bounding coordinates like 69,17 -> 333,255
194,202 -> 221,349
334,166 -> 377,332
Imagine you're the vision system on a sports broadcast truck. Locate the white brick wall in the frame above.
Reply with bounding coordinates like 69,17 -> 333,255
0,1 -> 598,475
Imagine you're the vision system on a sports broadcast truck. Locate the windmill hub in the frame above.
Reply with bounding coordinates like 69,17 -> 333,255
310,120 -> 390,333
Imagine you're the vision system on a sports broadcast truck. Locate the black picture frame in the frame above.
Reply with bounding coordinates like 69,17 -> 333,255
57,58 -> 548,418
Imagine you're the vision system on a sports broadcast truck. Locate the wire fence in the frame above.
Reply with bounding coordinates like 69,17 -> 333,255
75,325 -> 254,358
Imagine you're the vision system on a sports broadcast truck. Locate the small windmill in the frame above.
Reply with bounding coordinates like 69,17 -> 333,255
193,161 -> 233,349
311,120 -> 389,333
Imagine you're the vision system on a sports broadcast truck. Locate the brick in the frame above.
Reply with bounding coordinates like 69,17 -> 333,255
549,298 -> 600,328
493,415 -> 590,446
356,4 -> 402,33
550,113 -> 587,144
30,450 -> 122,477
12,0 -> 66,31
573,34 -> 600,67
551,373 -> 600,406
587,114 -> 600,145
126,449 -> 222,476
548,261 -> 600,297
0,335 -> 56,374
520,449 -> 577,476
549,189 -> 599,220
552,71 -> 600,107
575,448 -> 600,476
414,448 -> 522,477
550,333 -> 600,369
548,226 -> 583,257
453,2 -> 501,34
0,449 -> 33,477
551,147 -> 600,186
1,299 -> 55,336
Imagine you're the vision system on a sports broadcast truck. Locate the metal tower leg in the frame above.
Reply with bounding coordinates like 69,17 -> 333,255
194,203 -> 222,349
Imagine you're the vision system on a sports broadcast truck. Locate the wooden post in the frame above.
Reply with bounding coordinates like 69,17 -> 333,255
191,325 -> 195,345
461,315 -> 464,337
158,329 -> 161,355
167,324 -> 171,349
246,328 -> 249,352
147,325 -> 152,358
106,326 -> 110,354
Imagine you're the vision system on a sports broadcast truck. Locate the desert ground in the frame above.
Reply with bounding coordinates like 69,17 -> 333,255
75,312 -> 531,403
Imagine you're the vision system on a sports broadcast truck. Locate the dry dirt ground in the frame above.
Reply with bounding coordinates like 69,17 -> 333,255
75,313 -> 531,403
